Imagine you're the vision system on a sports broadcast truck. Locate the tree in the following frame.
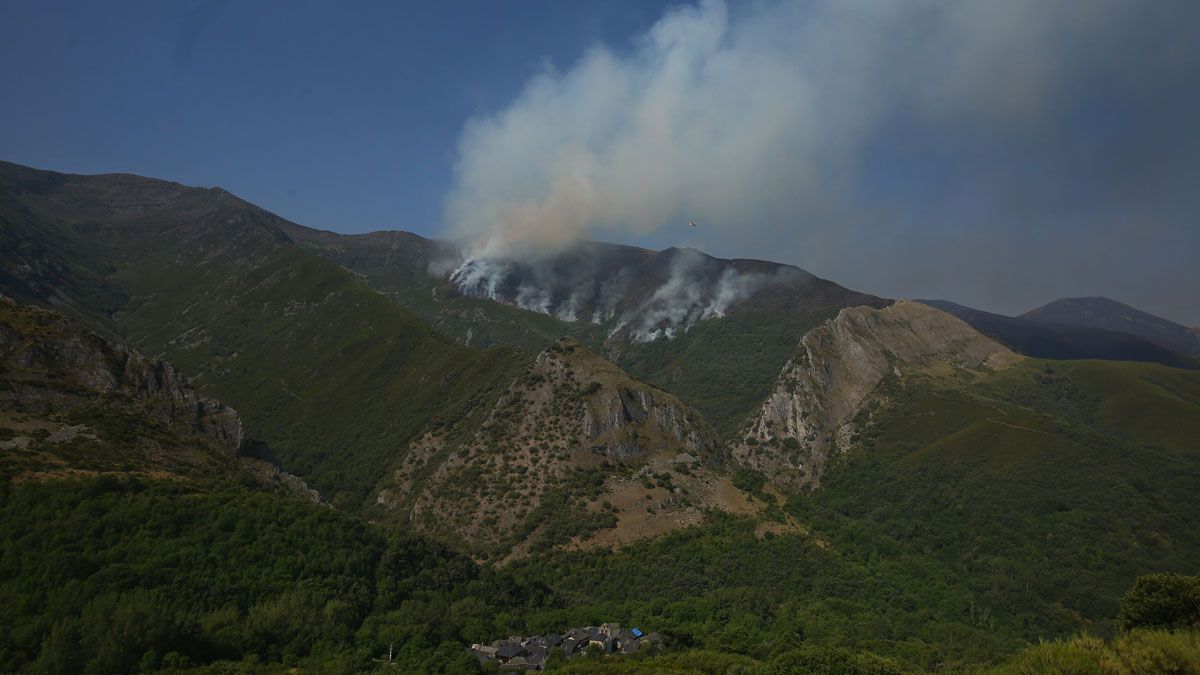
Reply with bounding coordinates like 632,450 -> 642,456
1117,574 -> 1200,631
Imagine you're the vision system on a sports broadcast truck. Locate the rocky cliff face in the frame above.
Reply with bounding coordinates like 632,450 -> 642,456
0,298 -> 319,501
736,301 -> 1020,487
0,296 -> 243,450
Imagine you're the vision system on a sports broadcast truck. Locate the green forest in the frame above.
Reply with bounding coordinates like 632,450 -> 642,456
2,456 -> 1197,673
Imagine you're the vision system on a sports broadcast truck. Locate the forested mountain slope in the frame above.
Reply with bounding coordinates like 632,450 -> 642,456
0,161 -> 530,507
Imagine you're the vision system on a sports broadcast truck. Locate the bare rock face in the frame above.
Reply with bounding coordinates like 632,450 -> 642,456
0,296 -> 243,451
736,300 -> 1019,487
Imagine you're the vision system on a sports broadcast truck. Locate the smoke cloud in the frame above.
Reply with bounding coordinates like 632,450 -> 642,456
626,248 -> 784,342
444,0 -> 1200,323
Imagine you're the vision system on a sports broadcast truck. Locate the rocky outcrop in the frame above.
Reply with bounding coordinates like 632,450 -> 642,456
390,337 -> 729,558
583,386 -> 712,457
736,301 -> 1019,486
238,458 -> 323,504
0,297 -> 323,499
0,295 -> 242,450
488,338 -> 719,460
562,361 -> 716,460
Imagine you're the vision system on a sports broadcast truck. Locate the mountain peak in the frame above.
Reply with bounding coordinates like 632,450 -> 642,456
1021,296 -> 1200,358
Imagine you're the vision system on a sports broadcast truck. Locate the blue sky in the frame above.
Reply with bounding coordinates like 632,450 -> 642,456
0,1 -> 672,233
2,1 -> 1198,323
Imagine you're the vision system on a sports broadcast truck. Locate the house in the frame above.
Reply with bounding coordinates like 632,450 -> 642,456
470,644 -> 499,666
565,627 -> 593,642
500,655 -> 535,671
561,637 -> 583,658
599,622 -> 621,637
471,644 -> 498,655
496,641 -> 525,660
586,634 -> 614,654
527,634 -> 561,650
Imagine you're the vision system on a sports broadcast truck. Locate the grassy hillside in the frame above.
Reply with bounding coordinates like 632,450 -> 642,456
284,227 -> 581,352
993,628 -> 1200,674
1022,296 -> 1200,359
793,358 -> 1200,639
5,162 -> 1200,673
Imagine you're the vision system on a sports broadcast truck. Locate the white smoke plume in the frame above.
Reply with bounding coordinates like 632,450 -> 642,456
445,0 -> 1154,260
626,248 -> 786,341
447,258 -> 507,300
443,243 -> 791,340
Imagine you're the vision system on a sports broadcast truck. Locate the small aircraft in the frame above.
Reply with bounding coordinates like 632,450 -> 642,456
689,220 -> 696,228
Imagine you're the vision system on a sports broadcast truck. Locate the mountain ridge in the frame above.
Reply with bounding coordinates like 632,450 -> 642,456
919,298 -> 1200,369
737,300 -> 1020,487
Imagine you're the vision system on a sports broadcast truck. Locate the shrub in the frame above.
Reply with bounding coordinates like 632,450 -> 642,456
997,634 -> 1106,674
1117,574 -> 1200,631
731,468 -> 767,498
995,629 -> 1200,675
1108,629 -> 1200,674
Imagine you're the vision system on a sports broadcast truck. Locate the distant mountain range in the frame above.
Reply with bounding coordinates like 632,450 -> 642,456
918,298 -> 1200,370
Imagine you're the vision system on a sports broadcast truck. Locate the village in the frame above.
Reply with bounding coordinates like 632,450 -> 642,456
470,623 -> 663,670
